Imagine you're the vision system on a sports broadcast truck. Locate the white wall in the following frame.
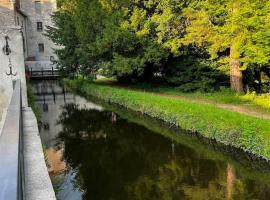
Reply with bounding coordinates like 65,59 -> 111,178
0,0 -> 16,26
21,0 -> 58,62
0,27 -> 28,107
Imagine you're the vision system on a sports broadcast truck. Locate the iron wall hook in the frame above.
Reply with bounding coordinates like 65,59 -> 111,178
6,58 -> 17,77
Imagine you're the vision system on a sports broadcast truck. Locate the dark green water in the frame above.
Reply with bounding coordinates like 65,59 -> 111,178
33,81 -> 270,200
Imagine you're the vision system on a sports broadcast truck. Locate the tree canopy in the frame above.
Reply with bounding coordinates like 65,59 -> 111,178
47,0 -> 270,93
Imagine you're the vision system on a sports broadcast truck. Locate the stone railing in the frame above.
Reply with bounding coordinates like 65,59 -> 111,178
0,80 -> 24,200
0,91 -> 3,125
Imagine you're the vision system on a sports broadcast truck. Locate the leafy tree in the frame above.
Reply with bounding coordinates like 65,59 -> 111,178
48,0 -> 270,93
46,1 -> 80,78
182,0 -> 270,93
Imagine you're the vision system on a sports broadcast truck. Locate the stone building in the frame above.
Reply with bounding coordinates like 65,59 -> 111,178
0,0 -> 58,123
20,0 -> 58,69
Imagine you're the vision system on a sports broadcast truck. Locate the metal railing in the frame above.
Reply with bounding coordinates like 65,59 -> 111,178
0,80 -> 25,200
29,67 -> 60,79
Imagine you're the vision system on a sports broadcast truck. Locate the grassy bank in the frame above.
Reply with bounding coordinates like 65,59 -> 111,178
66,79 -> 270,160
156,87 -> 270,111
96,79 -> 270,113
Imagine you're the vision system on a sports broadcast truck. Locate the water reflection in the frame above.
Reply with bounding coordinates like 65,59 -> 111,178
34,81 -> 270,200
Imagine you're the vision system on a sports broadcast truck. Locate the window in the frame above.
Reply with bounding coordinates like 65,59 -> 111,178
37,22 -> 43,31
38,43 -> 44,52
35,1 -> 41,14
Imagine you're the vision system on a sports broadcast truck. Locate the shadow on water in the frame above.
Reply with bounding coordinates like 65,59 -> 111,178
33,80 -> 270,200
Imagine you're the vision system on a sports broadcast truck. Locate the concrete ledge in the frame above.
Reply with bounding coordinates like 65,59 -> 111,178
23,107 -> 56,200
0,88 -> 8,137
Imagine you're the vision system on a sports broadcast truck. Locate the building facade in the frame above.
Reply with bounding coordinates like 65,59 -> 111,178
0,0 -> 58,108
20,0 -> 57,65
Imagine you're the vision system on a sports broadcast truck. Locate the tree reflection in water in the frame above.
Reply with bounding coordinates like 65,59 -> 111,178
53,103 -> 270,200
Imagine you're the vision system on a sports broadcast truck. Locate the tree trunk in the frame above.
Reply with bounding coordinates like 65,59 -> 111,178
229,3 -> 244,93
230,58 -> 244,93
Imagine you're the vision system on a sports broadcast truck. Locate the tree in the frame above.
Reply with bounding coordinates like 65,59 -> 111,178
182,0 -> 270,93
48,0 -> 270,92
46,4 -> 80,78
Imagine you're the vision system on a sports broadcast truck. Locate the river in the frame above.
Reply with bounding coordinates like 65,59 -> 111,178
33,80 -> 270,200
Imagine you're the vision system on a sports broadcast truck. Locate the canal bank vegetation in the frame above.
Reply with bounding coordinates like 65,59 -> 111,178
96,80 -> 270,114
27,82 -> 41,120
66,79 -> 270,160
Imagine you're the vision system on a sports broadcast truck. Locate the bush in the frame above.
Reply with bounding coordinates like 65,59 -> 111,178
163,56 -> 229,92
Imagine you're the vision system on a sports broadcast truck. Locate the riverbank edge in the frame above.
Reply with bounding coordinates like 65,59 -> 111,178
65,79 -> 270,160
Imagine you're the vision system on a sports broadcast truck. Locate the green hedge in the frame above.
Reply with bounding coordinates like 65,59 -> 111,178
66,79 -> 270,160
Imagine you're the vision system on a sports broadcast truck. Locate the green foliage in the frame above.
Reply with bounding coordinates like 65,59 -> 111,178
27,82 -> 41,120
46,9 -> 80,78
49,0 -> 270,93
66,79 -> 270,159
182,0 -> 270,91
164,56 -> 228,92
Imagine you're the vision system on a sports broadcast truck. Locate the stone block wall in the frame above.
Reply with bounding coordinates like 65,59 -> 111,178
20,0 -> 58,62
0,27 -> 28,107
0,0 -> 16,26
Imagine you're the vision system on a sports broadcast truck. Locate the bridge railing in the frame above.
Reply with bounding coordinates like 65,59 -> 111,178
25,61 -> 56,70
0,80 -> 25,200
29,67 -> 60,80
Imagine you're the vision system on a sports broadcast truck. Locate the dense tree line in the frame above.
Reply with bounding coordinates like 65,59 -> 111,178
47,0 -> 270,93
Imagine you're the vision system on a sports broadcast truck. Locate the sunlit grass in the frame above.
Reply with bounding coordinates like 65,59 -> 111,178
94,79 -> 270,112
240,92 -> 270,111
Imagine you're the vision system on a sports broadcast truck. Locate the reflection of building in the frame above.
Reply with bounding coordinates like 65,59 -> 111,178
33,81 -> 104,147
46,147 -> 66,175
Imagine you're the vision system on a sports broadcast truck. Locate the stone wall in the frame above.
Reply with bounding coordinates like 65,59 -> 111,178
0,87 -> 7,136
0,0 -> 16,26
20,0 -> 58,62
0,27 -> 28,107
14,11 -> 28,58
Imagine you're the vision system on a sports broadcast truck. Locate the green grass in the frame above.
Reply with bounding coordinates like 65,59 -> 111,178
96,79 -> 270,112
66,79 -> 270,160
160,88 -> 270,111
